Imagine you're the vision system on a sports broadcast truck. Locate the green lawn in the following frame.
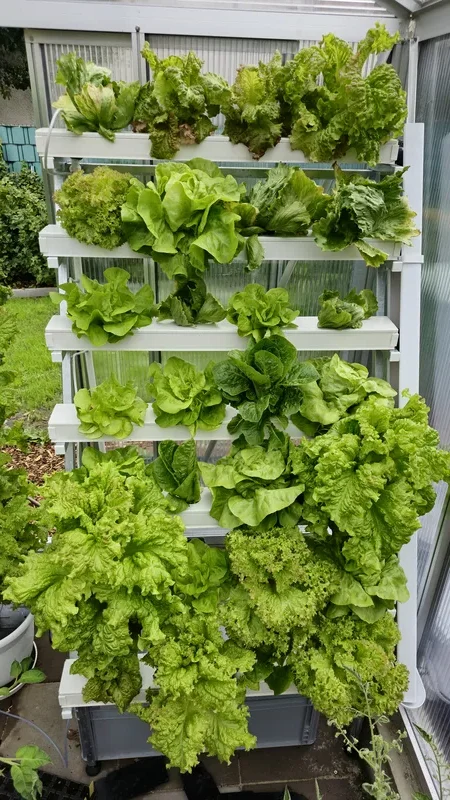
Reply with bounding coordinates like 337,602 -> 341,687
4,297 -> 61,433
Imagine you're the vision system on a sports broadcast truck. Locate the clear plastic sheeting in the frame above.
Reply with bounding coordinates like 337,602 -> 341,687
57,0 -> 394,17
407,33 -> 450,795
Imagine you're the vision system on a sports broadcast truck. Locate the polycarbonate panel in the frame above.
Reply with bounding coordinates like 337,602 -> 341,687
414,34 -> 450,592
407,34 -> 450,794
79,0 -> 393,17
40,39 -> 134,124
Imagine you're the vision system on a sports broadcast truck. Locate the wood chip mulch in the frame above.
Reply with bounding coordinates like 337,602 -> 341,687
3,443 -> 65,486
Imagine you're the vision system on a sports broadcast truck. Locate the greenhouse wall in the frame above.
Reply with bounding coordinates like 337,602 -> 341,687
407,32 -> 450,780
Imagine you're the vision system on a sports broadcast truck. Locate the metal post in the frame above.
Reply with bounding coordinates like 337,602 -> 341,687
397,121 -> 425,709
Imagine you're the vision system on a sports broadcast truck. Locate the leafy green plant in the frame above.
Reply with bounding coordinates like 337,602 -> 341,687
199,432 -> 304,529
318,288 -> 378,329
221,53 -> 283,158
158,271 -> 226,326
413,726 -> 450,800
148,357 -> 226,434
121,159 -> 257,275
248,163 -> 330,236
327,671 -> 407,800
51,267 -> 156,346
175,538 -> 230,613
134,46 -> 230,160
74,375 -> 147,439
313,167 -> 419,267
53,53 -> 140,141
150,439 -> 201,510
281,24 -> 406,165
0,657 -> 45,698
0,165 -> 50,287
0,746 -> 51,800
54,167 -> 131,249
292,394 -> 450,620
5,449 -> 184,712
290,613 -> 408,727
227,284 -> 299,341
0,29 -> 29,99
223,525 -> 340,657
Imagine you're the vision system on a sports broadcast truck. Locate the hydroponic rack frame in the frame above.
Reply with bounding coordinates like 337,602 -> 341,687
36,120 -> 424,765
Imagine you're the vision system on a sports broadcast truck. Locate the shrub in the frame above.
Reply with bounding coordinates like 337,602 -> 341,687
0,154 -> 51,287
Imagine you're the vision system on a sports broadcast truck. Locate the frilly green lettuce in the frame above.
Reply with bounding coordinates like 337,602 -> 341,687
317,288 -> 378,329
227,283 -> 299,341
74,375 -> 147,440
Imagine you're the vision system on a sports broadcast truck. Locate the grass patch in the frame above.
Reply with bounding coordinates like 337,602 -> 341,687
4,296 -> 61,433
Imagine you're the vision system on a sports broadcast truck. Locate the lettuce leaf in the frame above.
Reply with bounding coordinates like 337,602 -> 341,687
51,267 -> 156,346
54,167 -> 131,249
249,163 -> 330,236
199,433 -> 304,529
74,375 -> 147,440
318,288 -> 378,329
121,161 -> 254,274
134,46 -> 230,159
158,272 -> 226,327
227,283 -> 298,342
222,53 -> 283,158
150,440 -> 201,510
281,24 -> 406,165
148,357 -> 225,434
54,52 -> 139,141
312,166 -> 419,267
290,612 -> 409,726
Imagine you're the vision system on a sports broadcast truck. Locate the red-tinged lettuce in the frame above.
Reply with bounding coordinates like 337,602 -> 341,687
282,24 -> 406,165
54,52 -> 140,141
134,46 -> 230,160
74,375 -> 147,440
222,53 -> 284,159
312,167 -> 419,267
51,267 -> 156,346
54,167 -> 132,249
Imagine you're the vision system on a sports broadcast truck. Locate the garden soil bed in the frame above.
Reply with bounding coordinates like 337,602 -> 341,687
3,442 -> 64,485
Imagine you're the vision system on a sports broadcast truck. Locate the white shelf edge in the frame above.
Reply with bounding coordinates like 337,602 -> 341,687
36,129 -> 399,166
39,225 -> 402,263
48,403 -> 301,443
58,657 -> 298,714
46,315 -> 399,353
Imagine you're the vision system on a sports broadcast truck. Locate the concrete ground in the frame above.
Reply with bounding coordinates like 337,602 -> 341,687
0,634 -> 367,799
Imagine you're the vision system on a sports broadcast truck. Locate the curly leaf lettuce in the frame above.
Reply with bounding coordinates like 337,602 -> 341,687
313,166 -> 419,267
282,24 -> 406,165
54,167 -> 131,249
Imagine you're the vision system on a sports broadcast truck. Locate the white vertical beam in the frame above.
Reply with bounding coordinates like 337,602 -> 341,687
397,122 -> 425,709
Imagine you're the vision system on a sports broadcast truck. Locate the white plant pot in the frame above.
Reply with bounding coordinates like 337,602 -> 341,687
0,606 -> 34,687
